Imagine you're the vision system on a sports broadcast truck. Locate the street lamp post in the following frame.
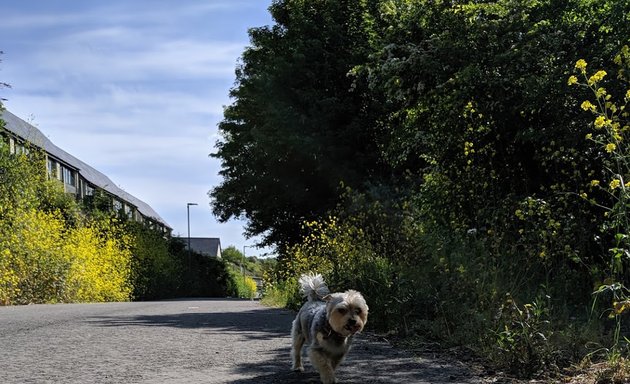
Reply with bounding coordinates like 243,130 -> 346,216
242,245 -> 252,275
187,203 -> 198,269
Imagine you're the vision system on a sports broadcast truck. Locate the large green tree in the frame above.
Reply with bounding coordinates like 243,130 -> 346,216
210,0 -> 384,248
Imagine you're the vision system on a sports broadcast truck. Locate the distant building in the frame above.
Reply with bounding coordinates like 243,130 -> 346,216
0,109 -> 171,234
182,237 -> 222,258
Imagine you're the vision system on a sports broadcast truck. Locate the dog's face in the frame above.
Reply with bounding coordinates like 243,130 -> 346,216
325,290 -> 369,336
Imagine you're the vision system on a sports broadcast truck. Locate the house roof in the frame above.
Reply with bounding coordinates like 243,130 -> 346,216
1,109 -> 171,229
184,237 -> 222,257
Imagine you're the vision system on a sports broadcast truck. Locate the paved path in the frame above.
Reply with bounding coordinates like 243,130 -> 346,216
0,299 -> 482,383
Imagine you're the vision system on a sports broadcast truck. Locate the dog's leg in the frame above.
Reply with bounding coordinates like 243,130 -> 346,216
308,348 -> 336,384
290,319 -> 305,372
331,355 -> 344,370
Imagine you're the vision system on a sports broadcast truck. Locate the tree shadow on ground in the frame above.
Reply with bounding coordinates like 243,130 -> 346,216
230,337 -> 481,384
88,300 -> 481,383
88,303 -> 294,341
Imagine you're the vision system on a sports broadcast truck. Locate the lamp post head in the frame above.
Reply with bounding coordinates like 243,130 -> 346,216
187,202 -> 198,207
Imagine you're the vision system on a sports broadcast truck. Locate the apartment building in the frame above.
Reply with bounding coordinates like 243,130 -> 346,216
1,109 -> 171,234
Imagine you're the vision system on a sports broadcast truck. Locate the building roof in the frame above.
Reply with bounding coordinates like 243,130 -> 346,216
184,237 -> 222,258
1,109 -> 171,229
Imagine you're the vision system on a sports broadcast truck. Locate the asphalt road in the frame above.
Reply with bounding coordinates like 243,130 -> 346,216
0,299 -> 482,383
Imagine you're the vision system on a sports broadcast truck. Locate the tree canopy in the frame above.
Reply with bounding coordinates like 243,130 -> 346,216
210,0 -> 385,247
211,0 -> 630,254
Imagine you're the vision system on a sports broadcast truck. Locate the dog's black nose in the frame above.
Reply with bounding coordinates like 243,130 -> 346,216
347,319 -> 357,326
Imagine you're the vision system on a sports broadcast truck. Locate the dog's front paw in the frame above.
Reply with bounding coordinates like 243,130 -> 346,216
319,374 -> 337,384
291,364 -> 304,372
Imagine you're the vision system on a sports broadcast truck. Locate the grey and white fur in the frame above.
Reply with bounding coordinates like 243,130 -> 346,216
291,273 -> 369,384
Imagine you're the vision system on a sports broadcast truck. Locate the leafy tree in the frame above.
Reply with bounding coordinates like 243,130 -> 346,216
221,245 -> 247,266
127,222 -> 180,300
246,0 -> 630,375
210,0 -> 385,247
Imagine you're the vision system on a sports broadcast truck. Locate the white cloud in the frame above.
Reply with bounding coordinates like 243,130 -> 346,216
0,0 -> 275,254
31,39 -> 243,81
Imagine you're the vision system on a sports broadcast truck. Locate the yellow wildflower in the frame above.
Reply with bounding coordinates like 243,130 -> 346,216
585,133 -> 593,140
594,116 -> 607,128
588,71 -> 607,86
591,180 -> 600,187
575,59 -> 587,72
596,87 -> 607,98
605,143 -> 617,152
610,179 -> 621,189
567,75 -> 578,85
581,100 -> 595,111
464,141 -> 474,156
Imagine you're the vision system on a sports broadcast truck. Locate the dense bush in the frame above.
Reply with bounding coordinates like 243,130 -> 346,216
170,238 -> 233,298
0,104 -> 233,304
0,139 -> 134,304
219,0 -> 630,377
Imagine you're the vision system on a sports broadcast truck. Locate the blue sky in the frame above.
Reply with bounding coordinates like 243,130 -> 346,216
0,1 -> 274,257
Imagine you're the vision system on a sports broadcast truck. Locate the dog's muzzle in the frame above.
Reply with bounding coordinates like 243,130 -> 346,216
345,318 -> 361,333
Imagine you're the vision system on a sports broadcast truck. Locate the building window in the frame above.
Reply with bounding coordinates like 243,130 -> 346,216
112,199 -> 122,212
124,204 -> 133,219
14,142 -> 29,155
61,166 -> 75,186
47,158 -> 59,179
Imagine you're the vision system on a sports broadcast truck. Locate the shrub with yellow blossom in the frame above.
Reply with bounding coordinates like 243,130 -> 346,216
0,126 -> 134,304
569,46 -> 630,356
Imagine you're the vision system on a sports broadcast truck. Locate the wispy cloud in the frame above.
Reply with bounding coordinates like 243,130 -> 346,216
0,0 -> 274,254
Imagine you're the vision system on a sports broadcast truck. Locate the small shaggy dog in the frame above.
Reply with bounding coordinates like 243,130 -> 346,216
291,273 -> 369,384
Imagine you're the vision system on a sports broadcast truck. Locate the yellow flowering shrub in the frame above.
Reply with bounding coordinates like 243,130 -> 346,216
2,208 -> 69,304
244,276 -> 258,299
569,47 -> 630,355
569,50 -> 630,203
0,137 -> 133,304
277,216 -> 371,283
64,224 -> 132,302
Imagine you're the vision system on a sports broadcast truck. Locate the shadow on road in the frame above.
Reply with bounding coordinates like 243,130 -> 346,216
229,340 -> 478,384
229,346 -> 321,384
88,305 -> 293,341
87,300 -> 480,383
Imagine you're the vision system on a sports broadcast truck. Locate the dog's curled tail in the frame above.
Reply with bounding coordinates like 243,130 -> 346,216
298,273 -> 330,302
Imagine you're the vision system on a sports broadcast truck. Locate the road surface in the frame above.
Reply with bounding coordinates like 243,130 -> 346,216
0,299 -> 482,383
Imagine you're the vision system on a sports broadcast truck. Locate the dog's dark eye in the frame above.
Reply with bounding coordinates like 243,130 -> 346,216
355,308 -> 362,315
338,308 -> 348,315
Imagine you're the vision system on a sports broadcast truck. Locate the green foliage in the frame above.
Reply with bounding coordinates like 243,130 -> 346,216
0,136 -> 133,304
227,270 -> 258,300
210,0 -> 385,247
221,245 -> 266,275
567,46 -> 630,359
260,278 -> 297,308
491,295 -> 558,376
166,238 -> 232,298
128,222 -> 180,300
63,219 -> 133,303
0,109 -> 233,304
232,0 -> 630,378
